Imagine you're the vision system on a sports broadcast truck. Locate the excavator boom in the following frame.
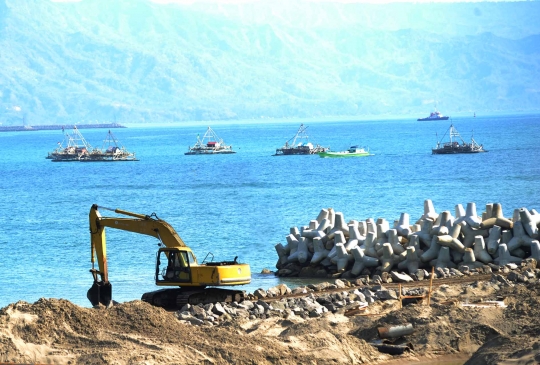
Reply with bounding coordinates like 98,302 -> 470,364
87,204 -> 250,308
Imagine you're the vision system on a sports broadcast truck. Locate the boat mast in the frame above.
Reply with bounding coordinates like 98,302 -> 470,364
289,124 -> 308,146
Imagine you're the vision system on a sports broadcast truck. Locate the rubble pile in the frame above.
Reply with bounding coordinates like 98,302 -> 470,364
175,259 -> 540,326
274,200 -> 540,281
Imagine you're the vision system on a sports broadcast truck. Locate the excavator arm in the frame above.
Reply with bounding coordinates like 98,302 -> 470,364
88,204 -> 191,307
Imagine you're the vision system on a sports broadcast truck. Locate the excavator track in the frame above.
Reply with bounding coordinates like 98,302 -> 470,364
142,288 -> 246,309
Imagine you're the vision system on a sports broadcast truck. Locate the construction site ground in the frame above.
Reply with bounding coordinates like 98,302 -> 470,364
1,275 -> 539,365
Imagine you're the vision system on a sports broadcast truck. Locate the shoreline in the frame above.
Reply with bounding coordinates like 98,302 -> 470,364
0,123 -> 126,132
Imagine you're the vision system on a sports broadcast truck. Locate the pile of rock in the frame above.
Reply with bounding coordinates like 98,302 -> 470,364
274,200 -> 540,281
176,281 -> 409,326
175,260 -> 540,326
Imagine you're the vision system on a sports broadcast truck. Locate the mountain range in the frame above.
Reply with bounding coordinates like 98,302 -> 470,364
1,0 -> 539,125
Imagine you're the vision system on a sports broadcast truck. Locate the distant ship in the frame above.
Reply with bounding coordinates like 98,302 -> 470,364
46,127 -> 138,161
417,110 -> 450,121
185,126 -> 236,155
432,123 -> 487,155
273,124 -> 329,156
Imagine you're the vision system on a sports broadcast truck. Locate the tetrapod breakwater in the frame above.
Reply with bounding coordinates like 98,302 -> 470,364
274,200 -> 540,282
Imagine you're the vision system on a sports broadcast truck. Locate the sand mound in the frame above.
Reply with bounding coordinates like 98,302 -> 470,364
1,281 -> 540,364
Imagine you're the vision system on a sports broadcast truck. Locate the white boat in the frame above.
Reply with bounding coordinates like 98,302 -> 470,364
417,110 -> 450,121
185,127 -> 236,155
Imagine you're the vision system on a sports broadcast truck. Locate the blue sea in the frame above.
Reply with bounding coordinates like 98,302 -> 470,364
1,114 -> 539,308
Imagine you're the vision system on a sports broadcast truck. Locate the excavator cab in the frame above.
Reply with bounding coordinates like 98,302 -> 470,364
156,248 -> 194,284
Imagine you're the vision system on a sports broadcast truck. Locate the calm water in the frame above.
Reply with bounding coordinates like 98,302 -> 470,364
1,114 -> 539,308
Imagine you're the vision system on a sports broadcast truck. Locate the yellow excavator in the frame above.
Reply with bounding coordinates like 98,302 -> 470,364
87,204 -> 251,309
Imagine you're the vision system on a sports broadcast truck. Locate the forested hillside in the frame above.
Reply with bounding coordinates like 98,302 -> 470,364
1,0 -> 539,125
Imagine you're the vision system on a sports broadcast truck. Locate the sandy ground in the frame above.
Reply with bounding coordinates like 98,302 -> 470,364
1,280 -> 539,365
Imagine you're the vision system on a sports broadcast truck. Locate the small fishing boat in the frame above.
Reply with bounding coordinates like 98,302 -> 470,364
417,109 -> 450,121
79,130 -> 138,162
318,146 -> 373,158
47,127 -> 138,162
46,126 -> 93,161
273,124 -> 329,156
432,123 -> 487,154
185,126 -> 236,155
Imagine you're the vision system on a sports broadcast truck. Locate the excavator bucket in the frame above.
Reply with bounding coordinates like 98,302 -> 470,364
87,281 -> 112,307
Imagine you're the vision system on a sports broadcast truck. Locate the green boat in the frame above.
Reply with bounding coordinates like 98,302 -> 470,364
318,146 -> 373,158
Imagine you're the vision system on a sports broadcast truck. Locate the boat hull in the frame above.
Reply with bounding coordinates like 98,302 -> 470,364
273,146 -> 327,156
318,151 -> 372,158
417,116 -> 450,121
185,149 -> 236,155
432,148 -> 487,155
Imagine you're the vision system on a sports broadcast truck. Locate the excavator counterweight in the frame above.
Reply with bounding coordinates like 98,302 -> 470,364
88,204 -> 251,309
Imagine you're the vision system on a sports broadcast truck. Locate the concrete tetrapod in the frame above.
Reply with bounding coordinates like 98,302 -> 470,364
328,231 -> 346,263
286,234 -> 300,262
501,229 -> 512,245
433,246 -> 456,269
420,236 -> 441,263
461,248 -> 484,269
430,211 -> 451,236
318,218 -> 331,234
397,246 -> 420,274
483,203 -> 494,220
316,208 -> 329,224
460,222 -> 489,248
531,240 -> 540,262
519,208 -> 540,239
387,229 -> 405,255
334,243 -> 350,272
464,202 -> 482,228
328,208 -> 335,228
346,223 -> 362,251
310,237 -> 329,265
375,223 -> 389,253
290,226 -> 301,239
297,237 -> 311,264
366,218 -> 376,234
328,212 -> 349,239
487,225 -> 502,255
364,232 -> 379,258
436,234 -> 465,253
358,220 -> 368,237
495,244 -> 523,266
350,246 -> 379,276
421,199 -> 438,221
507,221 -> 537,251
300,227 -> 317,239
396,213 -> 412,237
454,204 -> 466,225
275,242 -> 290,265
381,243 -> 398,272
406,235 -> 423,257
479,217 -> 513,230
413,219 -> 434,247
473,236 -> 493,264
